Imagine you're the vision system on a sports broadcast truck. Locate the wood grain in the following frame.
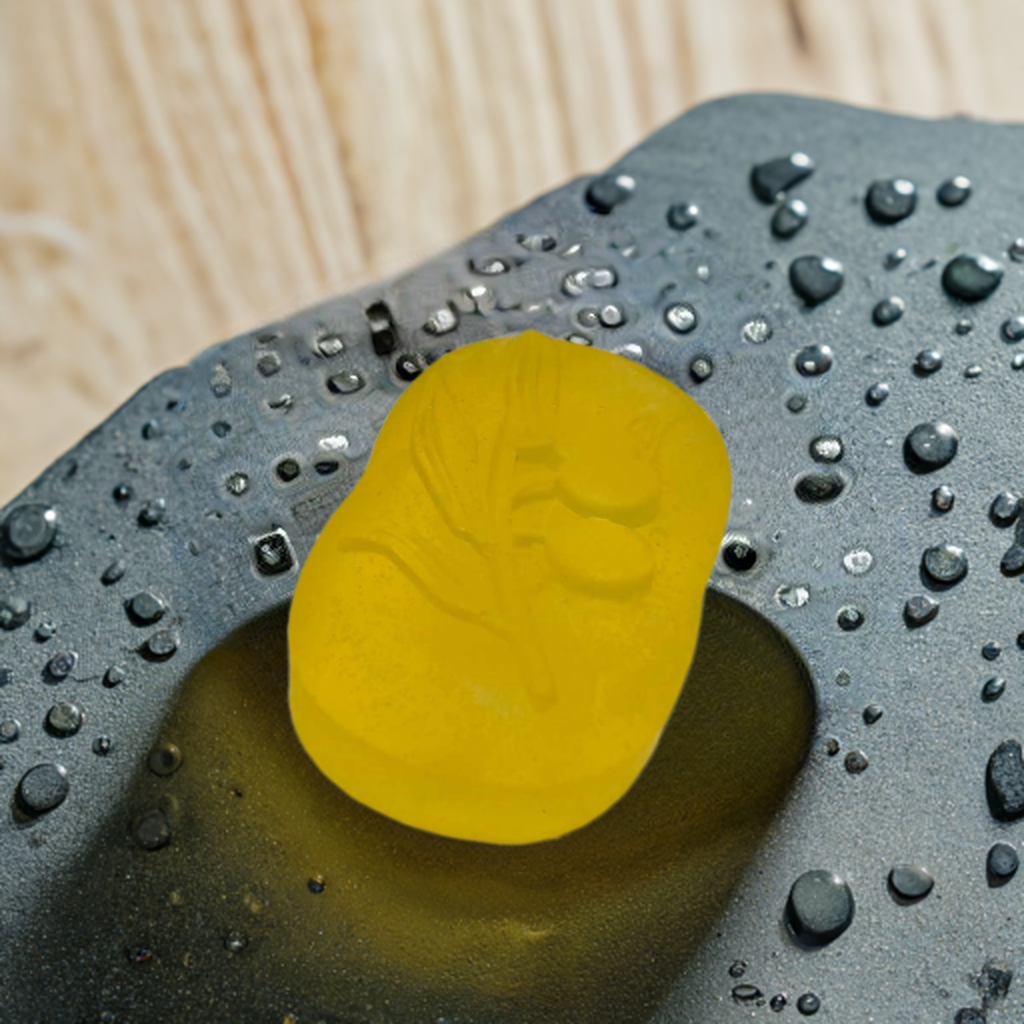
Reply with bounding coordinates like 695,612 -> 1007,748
1,0 -> 1022,501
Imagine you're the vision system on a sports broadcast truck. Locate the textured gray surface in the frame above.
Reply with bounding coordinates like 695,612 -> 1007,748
3,93 -> 1024,1020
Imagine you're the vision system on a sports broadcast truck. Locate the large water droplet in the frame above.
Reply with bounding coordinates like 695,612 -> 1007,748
942,253 -> 1004,301
789,256 -> 844,306
786,869 -> 854,944
904,422 -> 959,472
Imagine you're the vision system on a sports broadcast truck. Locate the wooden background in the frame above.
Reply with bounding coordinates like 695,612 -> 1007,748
2,0 -> 1023,503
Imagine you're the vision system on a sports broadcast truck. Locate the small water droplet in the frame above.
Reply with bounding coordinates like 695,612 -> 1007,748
17,763 -> 69,815
863,704 -> 883,725
327,370 -> 365,395
835,668 -> 852,687
666,202 -> 699,231
937,176 -> 971,207
824,737 -> 841,756
772,198 -> 808,238
142,630 -> 179,661
316,333 -> 344,357
888,863 -> 934,900
915,348 -> 943,374
987,740 -> 1024,821
942,253 -> 1004,301
1010,238 -> 1024,262
275,458 -> 300,483
866,178 -> 917,223
395,353 -> 423,381
695,264 -> 710,282
722,538 -> 757,572
991,491 -> 1021,526
138,499 -> 166,527
585,173 -> 634,214
982,640 -> 1002,661
794,344 -> 833,376
751,152 -> 814,203
256,351 -> 282,377
517,232 -> 556,252
775,584 -> 810,609
133,808 -> 171,850
964,364 -> 982,379
105,665 -> 125,688
904,421 -> 959,471
982,677 -> 1007,703
932,484 -> 955,512
789,256 -> 844,306
786,869 -> 855,943
308,875 -> 327,895
884,248 -> 908,269
865,381 -> 890,406
599,303 -> 625,328
2,504 -> 57,562
837,606 -> 864,631
0,719 -> 20,743
469,255 -> 510,276
873,296 -> 905,326
664,302 -> 698,334
843,549 -> 873,575
149,742 -> 183,777
209,363 -> 232,397
844,750 -> 869,774
128,591 -> 166,625
955,318 -> 974,335
796,992 -> 821,1016
904,594 -> 939,626
35,620 -> 57,642
224,929 -> 248,953
226,472 -> 249,496
770,994 -> 788,1012
211,420 -> 231,438
424,305 -> 458,336
795,470 -> 844,503
0,595 -> 30,631
809,436 -> 843,463
742,316 -> 772,344
93,735 -> 113,756
46,702 -> 82,737
922,543 -> 968,585
786,393 -> 808,413
46,651 -> 77,680
732,984 -> 763,1004
988,841 -> 1019,880
728,959 -> 747,979
689,356 -> 713,383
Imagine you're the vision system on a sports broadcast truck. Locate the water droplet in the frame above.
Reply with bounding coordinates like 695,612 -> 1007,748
956,318 -> 974,334
789,256 -> 844,306
469,255 -> 510,276
786,393 -> 808,413
873,296 -> 905,326
837,605 -> 864,631
0,719 -> 20,743
275,458 -> 301,484
224,929 -> 248,953
46,702 -> 82,737
252,529 -> 295,577
0,595 -> 30,631
795,470 -> 844,503
315,333 -> 344,357
922,543 -> 968,585
982,640 -> 1002,661
1001,545 -> 1024,575
843,549 -> 873,575
904,594 -> 939,627
584,173 -> 634,214
845,750 -> 869,774
689,356 -> 713,383
149,741 -> 183,777
772,198 -> 808,238
308,875 -> 326,895
865,381 -> 890,406
35,621 -> 56,642
395,353 -> 423,381
2,504 -> 57,562
1001,316 -> 1024,343
988,841 -> 1019,880
112,483 -> 133,504
732,984 -> 763,1004
142,631 -> 179,661
884,248 -> 908,269
1010,238 -> 1024,262
327,370 -> 365,395
794,344 -> 833,376
742,316 -> 772,344
786,869 -> 854,944
983,677 -> 1007,703
92,735 -> 113,756
211,420 -> 231,439
796,992 -> 821,1016
888,863 -> 934,900
942,253 -> 1004,301
986,739 -> 1024,820
666,202 -> 699,231
577,307 -> 600,329
809,436 -> 843,463
750,152 -> 814,203
770,994 -> 788,1012
835,669 -> 852,687
517,232 -> 556,252
0,667 -> 11,687
904,421 -> 959,471
46,651 -> 77,681
314,460 -> 339,475
104,665 -> 126,688
17,763 -> 69,815
964,363 -> 983,379
866,178 -> 917,223
424,305 -> 458,336
728,959 -> 747,979
256,351 -> 282,377
929,485 -> 954,513
722,538 -> 757,572
133,808 -> 171,850
599,303 -> 625,328
915,348 -> 943,374
127,591 -> 166,626
695,264 -> 710,282
209,361 -> 232,398
954,1009 -> 987,1024
937,175 -> 971,206
989,492 -> 1022,527
566,334 -> 591,347
664,302 -> 697,334
775,584 -> 810,608
863,704 -> 883,725
138,499 -> 166,527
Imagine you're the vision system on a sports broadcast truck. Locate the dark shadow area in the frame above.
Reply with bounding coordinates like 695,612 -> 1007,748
9,590 -> 815,1024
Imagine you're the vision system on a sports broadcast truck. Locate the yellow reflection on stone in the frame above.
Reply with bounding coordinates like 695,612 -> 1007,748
288,330 -> 732,843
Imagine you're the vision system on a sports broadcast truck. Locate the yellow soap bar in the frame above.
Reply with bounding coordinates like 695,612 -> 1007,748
288,330 -> 731,844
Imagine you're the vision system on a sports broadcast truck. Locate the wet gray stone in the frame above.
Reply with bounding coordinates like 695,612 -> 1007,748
904,595 -> 939,627
866,178 -> 917,223
751,152 -> 814,203
987,740 -> 1024,821
18,763 -> 69,815
772,198 -> 808,238
888,863 -> 934,900
937,175 -> 971,206
942,253 -> 1004,301
789,256 -> 844,306
0,595 -> 30,631
987,842 -> 1019,880
786,869 -> 854,945
2,504 -> 57,562
922,543 -> 967,584
873,296 -> 905,326
904,422 -> 959,471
